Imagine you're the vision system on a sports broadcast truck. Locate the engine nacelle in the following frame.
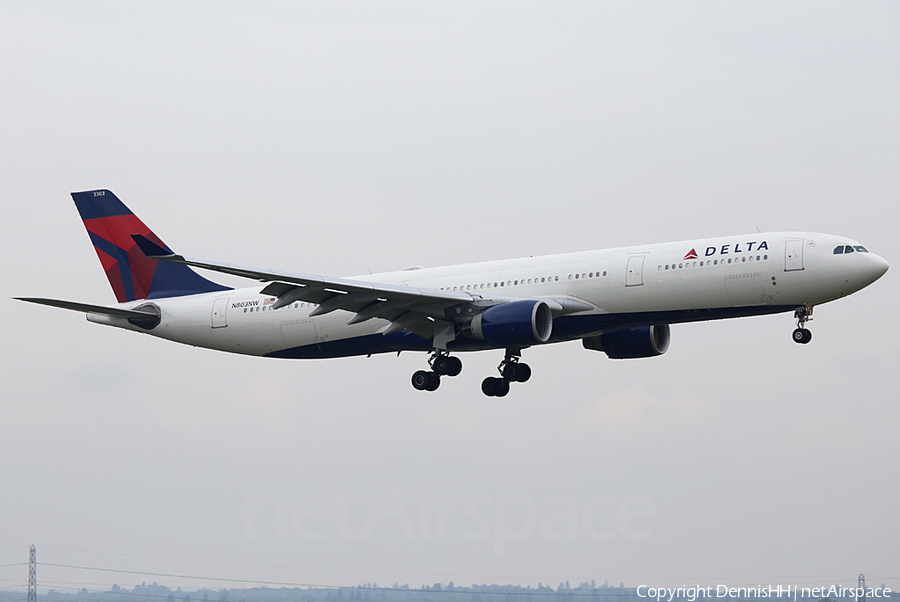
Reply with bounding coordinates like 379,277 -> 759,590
582,324 -> 670,359
470,300 -> 553,347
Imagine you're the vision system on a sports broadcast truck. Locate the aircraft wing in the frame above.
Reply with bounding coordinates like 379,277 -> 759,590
132,235 -> 596,340
131,234 -> 473,335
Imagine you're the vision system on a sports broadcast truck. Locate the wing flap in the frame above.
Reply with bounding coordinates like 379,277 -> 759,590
379,312 -> 434,337
347,299 -> 417,325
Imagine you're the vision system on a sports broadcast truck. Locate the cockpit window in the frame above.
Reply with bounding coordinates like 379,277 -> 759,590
835,245 -> 870,255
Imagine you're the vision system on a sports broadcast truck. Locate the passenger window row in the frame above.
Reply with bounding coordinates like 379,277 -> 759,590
658,255 -> 768,271
243,302 -> 312,313
440,270 -> 614,292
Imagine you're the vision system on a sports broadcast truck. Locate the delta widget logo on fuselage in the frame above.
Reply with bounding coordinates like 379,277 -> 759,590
683,240 -> 769,261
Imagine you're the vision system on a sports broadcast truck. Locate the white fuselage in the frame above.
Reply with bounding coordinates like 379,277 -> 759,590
88,232 -> 888,358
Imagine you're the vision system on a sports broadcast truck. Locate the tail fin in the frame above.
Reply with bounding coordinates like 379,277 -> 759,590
72,189 -> 231,302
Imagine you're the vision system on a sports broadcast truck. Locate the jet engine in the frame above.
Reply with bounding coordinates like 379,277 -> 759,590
469,300 -> 553,347
582,324 -> 670,359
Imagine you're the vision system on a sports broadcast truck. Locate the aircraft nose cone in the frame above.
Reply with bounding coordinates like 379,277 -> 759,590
869,253 -> 889,281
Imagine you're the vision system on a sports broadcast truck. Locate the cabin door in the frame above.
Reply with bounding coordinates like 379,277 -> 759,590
785,240 -> 805,272
626,255 -> 645,287
211,297 -> 229,328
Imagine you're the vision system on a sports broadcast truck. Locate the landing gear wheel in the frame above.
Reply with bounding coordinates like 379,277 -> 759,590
503,362 -> 531,382
792,328 -> 812,344
424,372 -> 441,391
412,370 -> 431,390
431,354 -> 462,377
502,363 -> 517,381
433,356 -> 450,375
445,356 -> 463,377
482,377 -> 507,397
412,370 -> 441,391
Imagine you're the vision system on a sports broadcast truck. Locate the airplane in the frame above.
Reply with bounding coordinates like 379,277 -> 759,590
17,190 -> 889,397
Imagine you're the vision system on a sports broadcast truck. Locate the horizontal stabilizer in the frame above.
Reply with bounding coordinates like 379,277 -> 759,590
15,297 -> 159,319
131,234 -> 172,258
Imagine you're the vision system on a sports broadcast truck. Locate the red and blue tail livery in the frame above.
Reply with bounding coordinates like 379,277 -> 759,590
72,190 -> 230,301
17,189 -> 888,396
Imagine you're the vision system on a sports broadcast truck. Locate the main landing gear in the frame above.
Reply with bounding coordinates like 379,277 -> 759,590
482,348 -> 531,397
792,305 -> 813,344
411,351 -> 462,392
410,348 -> 532,396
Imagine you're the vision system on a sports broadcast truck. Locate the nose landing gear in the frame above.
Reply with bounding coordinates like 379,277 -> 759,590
792,305 -> 813,344
482,348 -> 531,397
411,351 -> 462,392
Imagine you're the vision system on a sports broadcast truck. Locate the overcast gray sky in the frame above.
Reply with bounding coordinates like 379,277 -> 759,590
2,0 -> 898,595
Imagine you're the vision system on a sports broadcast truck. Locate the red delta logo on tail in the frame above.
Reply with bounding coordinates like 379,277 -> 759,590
683,248 -> 698,260
74,190 -> 166,302
72,190 -> 229,302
